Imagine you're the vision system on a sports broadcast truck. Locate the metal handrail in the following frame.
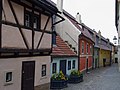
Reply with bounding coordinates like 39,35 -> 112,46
65,32 -> 78,45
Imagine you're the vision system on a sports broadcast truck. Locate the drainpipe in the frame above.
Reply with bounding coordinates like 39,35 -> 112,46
0,0 -> 2,50
78,34 -> 80,71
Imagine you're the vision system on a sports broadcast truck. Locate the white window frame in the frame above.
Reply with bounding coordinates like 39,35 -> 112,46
81,41 -> 84,54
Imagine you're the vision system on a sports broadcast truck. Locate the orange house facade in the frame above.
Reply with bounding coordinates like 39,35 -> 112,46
79,25 -> 94,72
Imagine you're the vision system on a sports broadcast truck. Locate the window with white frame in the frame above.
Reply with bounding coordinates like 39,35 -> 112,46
86,43 -> 89,54
72,60 -> 75,69
82,41 -> 84,54
25,13 -> 31,27
90,45 -> 92,54
52,63 -> 57,74
6,72 -> 12,82
25,10 -> 40,29
42,64 -> 46,77
4,70 -> 14,86
68,61 -> 71,70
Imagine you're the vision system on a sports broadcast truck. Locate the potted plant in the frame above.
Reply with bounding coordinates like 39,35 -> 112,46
68,70 -> 83,83
50,71 -> 68,89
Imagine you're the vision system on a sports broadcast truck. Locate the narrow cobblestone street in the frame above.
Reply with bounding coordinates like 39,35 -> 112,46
61,64 -> 120,90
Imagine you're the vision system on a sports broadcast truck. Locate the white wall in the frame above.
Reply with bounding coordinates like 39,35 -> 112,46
0,56 -> 51,90
55,14 -> 81,54
2,0 -> 52,49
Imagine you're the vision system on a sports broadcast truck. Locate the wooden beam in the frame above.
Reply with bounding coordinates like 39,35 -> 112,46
8,0 -> 29,49
36,16 -> 50,49
1,20 -> 52,34
0,0 -> 2,49
31,4 -> 35,50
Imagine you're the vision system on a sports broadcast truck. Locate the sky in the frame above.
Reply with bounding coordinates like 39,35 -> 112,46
52,0 -> 118,44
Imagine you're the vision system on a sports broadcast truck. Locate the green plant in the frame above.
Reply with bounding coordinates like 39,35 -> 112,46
51,71 -> 67,80
70,70 -> 83,77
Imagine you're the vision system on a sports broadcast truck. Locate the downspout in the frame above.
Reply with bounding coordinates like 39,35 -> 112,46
78,34 -> 80,71
92,44 -> 94,69
0,0 -> 2,53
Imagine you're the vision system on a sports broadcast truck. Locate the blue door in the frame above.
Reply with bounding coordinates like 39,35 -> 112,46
60,60 -> 66,75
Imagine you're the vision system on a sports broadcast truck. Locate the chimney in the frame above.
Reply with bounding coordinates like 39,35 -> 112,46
98,30 -> 101,36
76,12 -> 82,24
57,0 -> 63,12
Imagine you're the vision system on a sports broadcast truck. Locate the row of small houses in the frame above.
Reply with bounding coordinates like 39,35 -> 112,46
0,0 -> 115,90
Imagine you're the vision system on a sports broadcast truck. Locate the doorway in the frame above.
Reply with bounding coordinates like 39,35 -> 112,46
21,61 -> 35,90
60,60 -> 66,75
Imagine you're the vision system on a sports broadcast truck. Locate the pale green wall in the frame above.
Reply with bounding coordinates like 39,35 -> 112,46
51,57 -> 78,76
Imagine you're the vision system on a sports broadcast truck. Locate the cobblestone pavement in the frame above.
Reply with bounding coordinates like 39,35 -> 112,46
62,64 -> 120,90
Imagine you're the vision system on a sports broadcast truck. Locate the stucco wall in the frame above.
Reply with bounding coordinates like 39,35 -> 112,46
2,0 -> 52,49
99,49 -> 110,67
55,14 -> 81,54
94,48 -> 99,68
0,56 -> 51,90
80,57 -> 86,71
51,57 -> 78,76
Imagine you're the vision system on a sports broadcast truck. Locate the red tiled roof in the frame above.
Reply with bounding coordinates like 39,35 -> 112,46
51,35 -> 77,57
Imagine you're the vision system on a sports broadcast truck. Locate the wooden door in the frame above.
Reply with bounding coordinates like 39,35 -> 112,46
21,61 -> 35,90
60,60 -> 66,75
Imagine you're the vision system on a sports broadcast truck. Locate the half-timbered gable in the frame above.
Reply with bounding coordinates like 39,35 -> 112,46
0,0 -> 60,57
0,0 -> 63,90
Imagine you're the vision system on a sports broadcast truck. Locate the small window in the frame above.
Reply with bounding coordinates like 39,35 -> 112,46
6,72 -> 12,82
33,16 -> 39,29
72,60 -> 75,69
25,10 -> 40,29
42,65 -> 46,77
68,61 -> 71,70
82,41 -> 84,54
90,45 -> 92,54
25,13 -> 31,27
86,43 -> 89,54
52,63 -> 57,74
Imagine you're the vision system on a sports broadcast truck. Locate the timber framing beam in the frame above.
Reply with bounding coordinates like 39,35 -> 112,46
32,4 -> 35,50
8,0 -> 29,49
36,16 -> 50,49
0,48 -> 51,58
1,20 -> 52,34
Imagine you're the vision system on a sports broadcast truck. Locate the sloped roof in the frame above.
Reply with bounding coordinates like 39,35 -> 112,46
63,12 -> 94,42
51,35 -> 77,57
100,45 -> 111,51
25,0 -> 58,14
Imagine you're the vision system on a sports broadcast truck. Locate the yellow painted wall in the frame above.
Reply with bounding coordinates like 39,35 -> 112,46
99,49 -> 110,67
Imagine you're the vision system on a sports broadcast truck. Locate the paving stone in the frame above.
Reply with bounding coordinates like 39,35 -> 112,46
61,64 -> 120,90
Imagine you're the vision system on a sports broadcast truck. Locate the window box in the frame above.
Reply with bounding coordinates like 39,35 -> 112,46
50,79 -> 68,89
68,75 -> 83,83
50,71 -> 68,89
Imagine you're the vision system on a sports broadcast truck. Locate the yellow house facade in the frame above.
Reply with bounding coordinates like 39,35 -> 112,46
99,49 -> 111,67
